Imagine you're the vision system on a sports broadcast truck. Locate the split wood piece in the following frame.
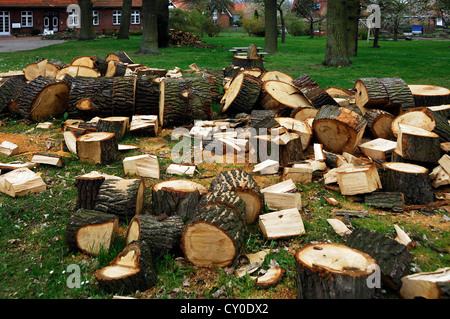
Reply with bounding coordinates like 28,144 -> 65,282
274,117 -> 313,152
0,141 -> 19,157
166,163 -> 197,177
65,208 -> 119,256
134,75 -> 160,115
323,150 -> 347,168
151,180 -> 207,220
400,267 -> 450,299
31,152 -> 63,167
346,227 -> 412,291
291,74 -> 339,108
358,138 -> 397,161
429,109 -> 450,142
295,243 -> 379,299
280,164 -> 313,184
290,106 -> 318,122
123,154 -> 159,179
63,131 -> 78,154
260,80 -> 312,117
0,162 -> 38,173
363,109 -> 395,140
336,164 -> 382,196
325,87 -> 355,98
408,85 -> 450,107
396,123 -> 441,163
181,203 -> 246,267
232,55 -> 265,71
250,109 -> 278,129
332,209 -> 370,218
380,162 -> 434,205
314,143 -> 325,162
105,61 -> 127,77
94,178 -> 145,222
159,77 -> 213,127
364,192 -> 405,212
378,77 -> 415,111
326,218 -> 352,237
252,159 -> 279,175
256,266 -> 285,288
96,117 -> 130,141
0,167 -> 46,197
428,104 -> 450,119
438,154 -> 450,174
324,163 -> 354,185
0,75 -> 27,114
391,107 -> 436,137
126,215 -> 185,257
441,142 -> 450,153
71,56 -> 96,68
74,171 -> 107,210
76,132 -> 119,165
129,115 -> 159,137
235,249 -> 271,278
259,207 -> 305,239
36,122 -> 54,129
23,58 -> 48,81
312,105 -> 367,154
43,62 -> 60,79
56,65 -> 100,80
253,133 -> 304,167
65,125 -> 87,137
260,178 -> 297,194
220,73 -> 261,115
95,240 -> 157,294
105,51 -> 135,64
118,144 -> 139,152
209,170 -> 264,224
394,224 -> 415,250
263,192 -> 302,211
430,165 -> 450,188
12,76 -> 70,122
260,71 -> 294,83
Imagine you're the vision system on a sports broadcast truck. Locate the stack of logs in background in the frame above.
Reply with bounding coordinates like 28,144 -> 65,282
1,47 -> 450,299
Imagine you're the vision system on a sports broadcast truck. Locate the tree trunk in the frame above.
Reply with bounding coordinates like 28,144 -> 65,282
77,0 -> 96,40
373,28 -> 380,48
309,19 -> 314,39
346,0 -> 360,57
138,0 -> 160,54
324,0 -> 351,67
264,0 -> 278,53
278,2 -> 286,44
118,0 -> 132,40
157,0 -> 170,48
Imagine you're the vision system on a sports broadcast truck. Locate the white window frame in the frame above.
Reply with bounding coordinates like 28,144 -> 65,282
43,16 -> 50,28
112,10 -> 121,25
92,10 -> 99,26
131,10 -> 140,25
21,11 -> 33,27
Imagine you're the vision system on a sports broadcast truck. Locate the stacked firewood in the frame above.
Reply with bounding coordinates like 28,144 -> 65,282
168,29 -> 213,48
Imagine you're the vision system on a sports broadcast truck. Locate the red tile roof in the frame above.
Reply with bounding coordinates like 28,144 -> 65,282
0,0 -> 142,7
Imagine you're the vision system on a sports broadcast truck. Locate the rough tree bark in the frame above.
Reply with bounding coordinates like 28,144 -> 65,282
77,0 -> 96,40
118,0 -> 132,40
324,0 -> 351,67
264,0 -> 278,53
138,0 -> 159,54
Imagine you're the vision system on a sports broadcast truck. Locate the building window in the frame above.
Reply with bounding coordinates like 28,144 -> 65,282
93,10 -> 99,26
21,11 -> 33,27
43,16 -> 49,28
131,10 -> 140,25
113,10 -> 121,25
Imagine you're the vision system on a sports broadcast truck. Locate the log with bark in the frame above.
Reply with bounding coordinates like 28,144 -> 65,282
151,180 -> 207,220
291,74 -> 339,108
295,243 -> 379,299
95,240 -> 157,294
74,171 -> 108,210
0,75 -> 27,114
396,123 -> 441,163
364,192 -> 405,212
232,55 -> 265,71
391,107 -> 436,138
96,117 -> 130,141
197,186 -> 247,223
290,106 -> 318,122
111,76 -> 137,118
260,70 -> 294,83
429,108 -> 450,142
71,56 -> 97,69
312,105 -> 367,154
408,85 -> 450,107
400,267 -> 450,299
363,109 -> 395,140
126,214 -> 185,257
105,61 -> 127,77
378,77 -> 415,111
76,132 -> 119,165
275,117 -> 313,152
346,227 -> 413,291
56,65 -> 100,80
65,208 -> 119,256
220,73 -> 262,115
105,51 -> 135,64
23,58 -> 48,81
134,75 -> 160,116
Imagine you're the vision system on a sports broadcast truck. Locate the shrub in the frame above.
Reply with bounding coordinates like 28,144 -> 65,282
284,13 -> 308,36
31,28 -> 41,36
241,17 -> 265,37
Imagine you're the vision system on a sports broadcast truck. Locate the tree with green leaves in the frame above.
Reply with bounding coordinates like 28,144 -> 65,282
138,0 -> 160,54
77,0 -> 96,40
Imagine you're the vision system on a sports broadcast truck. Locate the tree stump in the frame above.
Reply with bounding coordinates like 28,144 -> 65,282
95,240 -> 157,294
291,74 -> 339,108
312,105 -> 367,154
346,227 -> 413,291
151,180 -> 208,220
96,116 -> 130,141
295,243 -> 379,299
181,203 -> 246,267
232,55 -> 265,71
0,75 -> 27,114
76,132 -> 119,165
380,162 -> 434,205
209,170 -> 263,224
408,84 -> 450,107
396,123 -> 441,163
94,177 -> 145,222
65,208 -> 119,256
220,73 -> 262,115
126,214 -> 185,257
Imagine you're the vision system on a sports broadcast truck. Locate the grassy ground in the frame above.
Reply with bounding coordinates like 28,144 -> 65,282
0,34 -> 449,300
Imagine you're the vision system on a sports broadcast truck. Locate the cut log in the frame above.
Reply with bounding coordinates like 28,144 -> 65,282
391,107 -> 436,137
380,162 -> 434,205
232,55 -> 265,71
123,154 -> 159,179
126,214 -> 185,257
96,117 -> 130,141
259,208 -> 305,239
250,109 -> 278,129
378,77 -> 415,111
323,150 -> 347,168
274,117 -> 313,152
105,60 -> 127,77
291,74 -> 339,108
429,109 -> 450,142
208,170 -> 263,224
23,58 -> 48,81
71,56 -> 96,69
256,266 -> 285,288
56,65 -> 100,80
325,87 -> 355,98
151,180 -> 207,220
295,243 -> 379,299
260,70 -> 293,83
396,123 -> 441,163
408,85 -> 450,107
159,77 -> 213,127
363,109 -> 395,140
31,152 -> 64,167
358,138 -> 398,161
65,208 -> 119,256
129,115 -> 159,137
76,132 -> 119,165
364,192 -> 405,212
221,73 -> 261,115
111,76 -> 137,118
312,105 -> 367,154
354,77 -> 389,110
428,105 -> 450,119
94,177 -> 145,222
259,80 -> 312,116
12,76 -> 70,122
0,141 -> 19,157
0,75 -> 27,114
95,240 -> 157,294
336,164 -> 382,195
134,75 -> 160,116
290,106 -> 318,122
181,202 -> 246,267
74,171 -> 107,210
346,227 -> 413,291
105,51 -> 135,64
280,164 -> 313,184
0,167 -> 46,197
0,162 -> 38,173
400,267 -> 450,299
